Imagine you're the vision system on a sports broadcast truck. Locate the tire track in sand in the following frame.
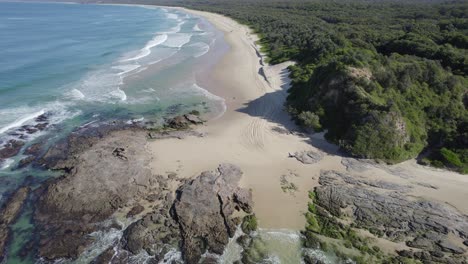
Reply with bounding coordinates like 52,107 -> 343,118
240,33 -> 285,150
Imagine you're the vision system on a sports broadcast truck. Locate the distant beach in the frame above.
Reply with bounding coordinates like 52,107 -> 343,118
149,5 -> 468,231
1,2 -> 467,263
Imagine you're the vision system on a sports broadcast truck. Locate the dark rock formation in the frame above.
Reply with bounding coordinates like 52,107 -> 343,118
112,147 -> 128,161
126,204 -> 145,218
314,170 -> 468,263
0,140 -> 25,160
289,150 -> 325,164
238,233 -> 270,264
165,114 -> 204,130
184,114 -> 204,125
23,143 -> 42,156
21,114 -> 251,263
31,120 -> 251,263
34,128 -> 160,261
172,164 -> 253,263
17,156 -> 35,169
92,247 -> 129,264
147,130 -> 204,140
0,187 -> 30,261
121,208 -> 180,261
438,239 -> 466,254
37,123 -> 135,169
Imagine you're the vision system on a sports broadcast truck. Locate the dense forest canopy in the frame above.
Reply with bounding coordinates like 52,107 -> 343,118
115,0 -> 467,172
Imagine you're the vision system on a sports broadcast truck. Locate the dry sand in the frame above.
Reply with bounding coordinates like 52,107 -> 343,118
148,8 -> 468,230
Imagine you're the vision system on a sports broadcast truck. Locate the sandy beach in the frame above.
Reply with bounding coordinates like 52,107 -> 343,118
148,7 -> 468,231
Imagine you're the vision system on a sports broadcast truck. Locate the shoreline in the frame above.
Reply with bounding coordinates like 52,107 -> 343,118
0,2 -> 466,262
148,6 -> 336,229
147,5 -> 468,231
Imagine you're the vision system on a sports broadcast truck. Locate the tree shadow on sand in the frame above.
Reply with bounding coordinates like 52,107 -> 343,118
236,67 -> 345,157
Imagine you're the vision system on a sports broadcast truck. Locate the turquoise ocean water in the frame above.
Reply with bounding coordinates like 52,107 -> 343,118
0,2 -> 227,262
0,3 -> 338,263
0,2 -> 225,187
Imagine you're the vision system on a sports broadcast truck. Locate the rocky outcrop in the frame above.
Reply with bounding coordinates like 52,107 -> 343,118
147,130 -> 205,140
172,164 -> 253,263
0,187 -> 30,261
34,128 -> 160,261
121,207 -> 180,261
32,126 -> 252,264
289,150 -> 325,164
0,113 -> 50,165
0,140 -> 25,161
312,170 -> 468,263
165,114 -> 204,130
37,123 -> 135,170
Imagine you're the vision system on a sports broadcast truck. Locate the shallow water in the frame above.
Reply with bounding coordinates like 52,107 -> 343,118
0,1 -> 225,195
0,2 -> 224,150
219,229 -> 306,264
0,3 -> 337,263
0,2 -> 226,262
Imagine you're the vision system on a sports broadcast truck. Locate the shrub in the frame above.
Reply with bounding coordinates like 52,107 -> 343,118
241,214 -> 258,234
298,111 -> 323,132
440,148 -> 463,167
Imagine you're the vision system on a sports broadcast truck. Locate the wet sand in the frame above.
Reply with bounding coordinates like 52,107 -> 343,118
148,7 -> 468,231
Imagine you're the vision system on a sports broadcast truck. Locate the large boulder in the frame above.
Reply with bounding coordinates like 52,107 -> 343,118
0,139 -> 25,161
172,164 -> 253,263
313,170 -> 468,263
34,128 -> 159,261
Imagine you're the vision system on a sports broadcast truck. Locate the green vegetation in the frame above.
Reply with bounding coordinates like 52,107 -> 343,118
241,214 -> 258,234
303,191 -> 421,264
141,0 -> 467,170
421,147 -> 468,173
280,175 -> 299,193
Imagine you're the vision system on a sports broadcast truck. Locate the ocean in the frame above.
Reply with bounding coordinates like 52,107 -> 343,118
0,2 -> 335,263
0,2 -> 225,189
0,2 -> 227,262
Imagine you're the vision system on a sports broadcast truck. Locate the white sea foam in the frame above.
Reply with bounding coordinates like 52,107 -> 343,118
166,21 -> 185,34
115,87 -> 127,101
148,49 -> 178,65
191,84 -> 226,119
0,159 -> 14,170
122,34 -> 168,62
193,23 -> 202,32
69,68 -> 128,103
82,228 -> 123,260
302,248 -> 340,264
141,88 -> 156,93
265,255 -> 282,264
166,13 -> 179,20
0,102 -> 80,147
148,59 -> 162,65
0,109 -> 45,134
190,42 -> 210,58
113,64 -> 141,76
218,226 -> 244,263
163,33 -> 192,48
191,84 -> 225,104
159,248 -> 183,264
260,228 -> 302,241
45,102 -> 81,128
80,120 -> 98,128
73,219 -> 131,264
68,88 -> 85,100
126,117 -> 144,124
